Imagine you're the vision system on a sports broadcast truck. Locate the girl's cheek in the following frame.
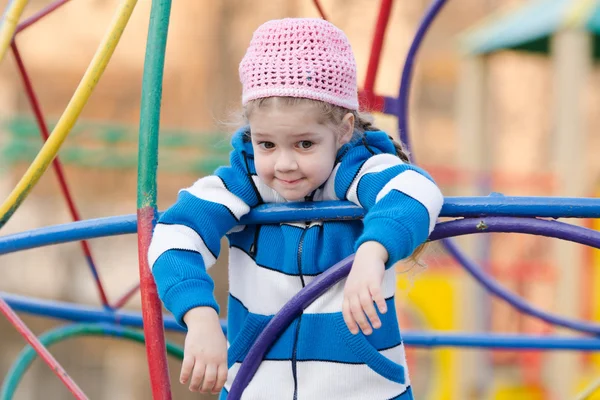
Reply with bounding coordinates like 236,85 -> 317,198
255,158 -> 271,177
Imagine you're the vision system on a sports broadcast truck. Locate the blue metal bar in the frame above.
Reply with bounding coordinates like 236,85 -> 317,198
0,214 -> 137,255
4,213 -> 600,338
2,291 -> 183,332
443,195 -> 600,218
243,200 -> 364,224
249,196 -> 600,219
402,332 -> 600,351
2,196 -> 600,255
5,291 -> 600,351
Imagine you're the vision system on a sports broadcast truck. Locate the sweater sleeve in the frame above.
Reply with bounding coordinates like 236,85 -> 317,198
334,138 -> 443,267
149,150 -> 259,327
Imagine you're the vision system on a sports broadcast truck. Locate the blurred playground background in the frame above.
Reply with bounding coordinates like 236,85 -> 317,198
1,0 -> 600,399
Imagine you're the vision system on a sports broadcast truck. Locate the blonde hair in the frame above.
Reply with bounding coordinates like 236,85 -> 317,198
243,97 -> 411,162
241,96 -> 426,264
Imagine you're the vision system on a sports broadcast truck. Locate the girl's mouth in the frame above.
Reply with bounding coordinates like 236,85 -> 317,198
278,178 -> 303,185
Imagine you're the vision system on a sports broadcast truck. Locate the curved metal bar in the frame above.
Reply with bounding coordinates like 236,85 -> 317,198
397,0 -> 448,149
2,196 -> 600,255
11,38 -> 109,309
430,216 -> 600,250
431,217 -> 600,335
441,237 -> 600,335
228,215 -> 600,397
0,323 -> 184,400
0,0 -> 139,228
227,254 -> 355,399
3,208 -> 600,336
3,210 -> 600,335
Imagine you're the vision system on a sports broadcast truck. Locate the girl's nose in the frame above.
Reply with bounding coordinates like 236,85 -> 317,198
275,152 -> 298,172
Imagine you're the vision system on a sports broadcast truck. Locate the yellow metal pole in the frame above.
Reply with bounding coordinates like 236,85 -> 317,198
563,0 -> 597,28
0,0 -> 138,228
0,0 -> 29,63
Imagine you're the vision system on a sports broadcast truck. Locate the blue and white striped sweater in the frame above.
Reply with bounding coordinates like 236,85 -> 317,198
149,128 -> 443,399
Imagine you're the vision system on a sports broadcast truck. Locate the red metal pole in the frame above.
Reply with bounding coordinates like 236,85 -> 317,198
363,0 -> 393,94
0,297 -> 88,399
138,208 -> 171,399
112,283 -> 140,309
11,41 -> 111,308
359,0 -> 394,112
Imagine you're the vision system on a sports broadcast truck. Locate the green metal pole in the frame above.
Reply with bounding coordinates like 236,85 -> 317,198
136,0 -> 173,398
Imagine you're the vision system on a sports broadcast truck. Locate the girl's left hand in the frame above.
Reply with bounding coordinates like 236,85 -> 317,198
342,241 -> 389,335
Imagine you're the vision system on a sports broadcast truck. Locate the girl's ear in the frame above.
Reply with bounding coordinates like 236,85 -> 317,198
338,112 -> 355,146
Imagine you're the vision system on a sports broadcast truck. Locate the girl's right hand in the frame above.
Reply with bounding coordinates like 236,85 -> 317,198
181,307 -> 228,394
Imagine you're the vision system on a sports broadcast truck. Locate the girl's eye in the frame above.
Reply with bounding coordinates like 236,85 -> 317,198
298,141 -> 313,149
259,141 -> 275,149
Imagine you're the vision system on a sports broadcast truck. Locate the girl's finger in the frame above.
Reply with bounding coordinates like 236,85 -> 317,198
201,363 -> 218,393
180,355 -> 194,384
189,361 -> 206,392
212,364 -> 228,395
369,285 -> 387,314
349,296 -> 372,335
359,290 -> 381,329
342,298 -> 359,334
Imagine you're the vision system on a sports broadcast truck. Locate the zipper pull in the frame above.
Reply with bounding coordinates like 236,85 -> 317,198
250,225 -> 260,257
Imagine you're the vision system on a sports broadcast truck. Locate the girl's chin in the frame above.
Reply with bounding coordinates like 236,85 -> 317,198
284,196 -> 306,202
279,190 -> 312,202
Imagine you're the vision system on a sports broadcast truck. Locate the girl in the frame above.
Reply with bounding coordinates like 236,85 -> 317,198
149,18 -> 443,399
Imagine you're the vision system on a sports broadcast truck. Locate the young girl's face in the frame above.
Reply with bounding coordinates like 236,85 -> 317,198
248,100 -> 353,201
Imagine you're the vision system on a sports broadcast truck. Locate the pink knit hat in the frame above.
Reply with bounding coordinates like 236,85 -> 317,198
239,18 -> 358,110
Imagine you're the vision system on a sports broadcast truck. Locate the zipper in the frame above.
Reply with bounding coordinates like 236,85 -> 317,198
292,221 -> 310,399
249,225 -> 261,257
296,221 -> 310,287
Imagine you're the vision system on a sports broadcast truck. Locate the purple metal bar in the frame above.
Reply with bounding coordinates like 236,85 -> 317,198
431,217 -> 600,335
228,216 -> 600,397
227,254 -> 355,399
397,0 -> 448,150
430,217 -> 600,248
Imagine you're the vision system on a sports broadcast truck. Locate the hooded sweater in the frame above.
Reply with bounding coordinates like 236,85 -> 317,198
149,128 -> 443,399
